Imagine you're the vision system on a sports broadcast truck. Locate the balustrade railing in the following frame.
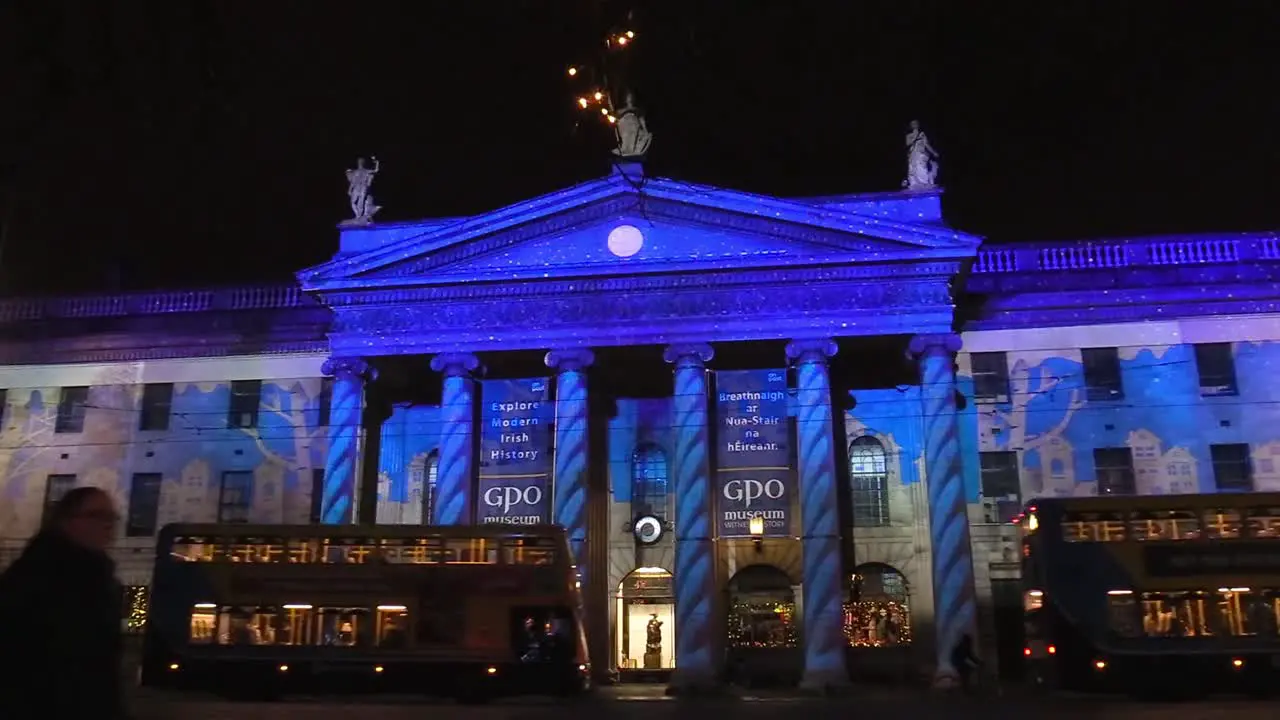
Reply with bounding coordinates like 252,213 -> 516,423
972,232 -> 1278,274
0,283 -> 316,323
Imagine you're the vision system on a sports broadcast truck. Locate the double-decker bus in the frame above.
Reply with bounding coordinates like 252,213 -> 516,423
1019,493 -> 1280,697
140,523 -> 590,701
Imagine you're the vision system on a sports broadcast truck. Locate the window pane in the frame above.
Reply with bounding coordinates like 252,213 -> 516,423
849,437 -> 889,527
631,444 -> 669,520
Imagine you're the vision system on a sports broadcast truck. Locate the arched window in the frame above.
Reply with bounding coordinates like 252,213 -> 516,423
631,444 -> 669,521
406,450 -> 439,525
424,451 -> 439,524
849,436 -> 890,527
845,563 -> 911,648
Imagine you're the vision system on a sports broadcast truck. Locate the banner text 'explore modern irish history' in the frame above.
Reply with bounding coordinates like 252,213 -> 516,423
478,378 -> 554,525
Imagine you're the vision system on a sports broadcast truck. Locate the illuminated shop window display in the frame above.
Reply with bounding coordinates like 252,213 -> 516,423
616,567 -> 675,670
727,565 -> 798,649
844,564 -> 912,648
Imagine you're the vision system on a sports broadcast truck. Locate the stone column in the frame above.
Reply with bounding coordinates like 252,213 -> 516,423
663,342 -> 718,692
320,357 -> 376,524
430,352 -> 481,525
908,333 -> 978,688
787,339 -> 851,691
545,349 -> 595,568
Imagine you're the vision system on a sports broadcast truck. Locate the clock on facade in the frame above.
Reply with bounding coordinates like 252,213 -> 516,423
632,515 -> 663,545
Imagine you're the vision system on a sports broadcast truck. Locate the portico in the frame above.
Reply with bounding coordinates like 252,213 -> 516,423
298,163 -> 982,689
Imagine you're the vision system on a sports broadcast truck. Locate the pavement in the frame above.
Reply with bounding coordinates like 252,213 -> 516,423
130,684 -> 1280,720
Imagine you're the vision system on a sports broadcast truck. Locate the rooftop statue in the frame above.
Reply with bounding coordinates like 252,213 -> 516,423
612,91 -> 653,159
903,120 -> 939,191
344,156 -> 382,225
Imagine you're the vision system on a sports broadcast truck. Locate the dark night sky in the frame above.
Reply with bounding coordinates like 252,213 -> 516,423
1,1 -> 1277,297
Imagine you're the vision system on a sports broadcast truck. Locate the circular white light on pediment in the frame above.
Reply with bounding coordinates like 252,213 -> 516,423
607,224 -> 644,258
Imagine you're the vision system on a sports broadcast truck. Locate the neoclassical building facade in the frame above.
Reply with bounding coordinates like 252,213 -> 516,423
0,162 -> 1277,689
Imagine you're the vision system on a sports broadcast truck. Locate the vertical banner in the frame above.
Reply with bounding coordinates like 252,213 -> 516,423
715,369 -> 793,537
477,378 -> 554,525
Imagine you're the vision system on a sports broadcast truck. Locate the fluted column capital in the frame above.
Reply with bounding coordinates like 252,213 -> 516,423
430,352 -> 481,378
663,342 -> 714,369
322,356 -> 377,383
545,348 -> 595,373
908,333 -> 963,359
786,338 -> 838,366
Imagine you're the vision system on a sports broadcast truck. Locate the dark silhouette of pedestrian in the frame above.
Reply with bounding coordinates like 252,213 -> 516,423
0,487 -> 129,719
950,633 -> 982,694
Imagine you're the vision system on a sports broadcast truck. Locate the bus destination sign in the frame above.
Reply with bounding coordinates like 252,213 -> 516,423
1144,542 -> 1280,576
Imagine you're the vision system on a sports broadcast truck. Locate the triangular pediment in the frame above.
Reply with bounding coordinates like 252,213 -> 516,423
299,172 -> 981,289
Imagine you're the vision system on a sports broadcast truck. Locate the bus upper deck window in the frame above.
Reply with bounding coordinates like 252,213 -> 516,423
1063,513 -> 1125,542
1131,509 -> 1201,541
446,538 -> 497,564
502,538 -> 557,565
287,539 -> 321,563
171,537 -> 216,562
1204,509 -> 1242,539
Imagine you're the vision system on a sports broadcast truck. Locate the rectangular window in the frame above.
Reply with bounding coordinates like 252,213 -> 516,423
42,474 -> 77,524
309,468 -> 325,524
979,451 -> 1021,523
1094,447 -> 1136,495
317,377 -> 334,427
227,380 -> 262,429
1211,443 -> 1253,492
1081,347 -> 1124,401
218,471 -> 254,524
970,352 -> 1011,403
139,383 -> 174,432
0,388 -> 7,426
126,473 -> 163,537
55,386 -> 90,433
1194,343 -> 1238,396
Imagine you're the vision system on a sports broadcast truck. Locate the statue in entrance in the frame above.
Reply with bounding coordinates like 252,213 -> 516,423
344,156 -> 382,225
612,91 -> 653,159
643,613 -> 663,669
902,120 -> 939,190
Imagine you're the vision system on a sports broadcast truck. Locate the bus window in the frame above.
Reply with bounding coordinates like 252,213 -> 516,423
279,605 -> 316,645
189,604 -> 218,644
376,605 -> 410,648
287,538 -> 321,563
1204,509 -> 1243,539
1246,508 -> 1280,538
1106,591 -> 1141,638
380,538 -> 445,564
502,538 -> 557,565
445,538 -> 497,564
1141,591 -> 1217,637
316,608 -> 366,646
171,536 -> 216,562
323,539 -> 375,564
1254,592 -> 1280,638
217,606 -> 277,645
1130,509 -> 1201,541
1063,512 -> 1126,542
511,606 -> 575,664
1214,588 -> 1260,637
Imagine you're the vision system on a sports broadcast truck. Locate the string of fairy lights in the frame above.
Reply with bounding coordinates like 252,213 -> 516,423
565,12 -> 638,130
